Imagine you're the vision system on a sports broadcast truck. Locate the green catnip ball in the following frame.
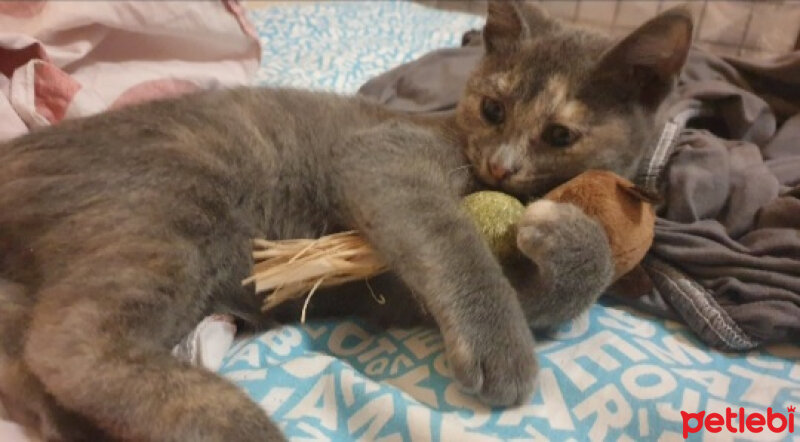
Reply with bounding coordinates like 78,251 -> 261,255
461,191 -> 525,260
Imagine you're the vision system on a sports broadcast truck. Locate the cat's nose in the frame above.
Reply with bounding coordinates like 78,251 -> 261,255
489,162 -> 518,182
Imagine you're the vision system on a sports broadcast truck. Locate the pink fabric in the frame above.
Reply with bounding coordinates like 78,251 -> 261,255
0,0 -> 261,141
33,62 -> 81,124
110,78 -> 199,110
0,1 -> 47,19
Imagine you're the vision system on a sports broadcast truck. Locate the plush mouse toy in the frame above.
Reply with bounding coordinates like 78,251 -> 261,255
542,170 -> 657,281
247,170 -> 656,316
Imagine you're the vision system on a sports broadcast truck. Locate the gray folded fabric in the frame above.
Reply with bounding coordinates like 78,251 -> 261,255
647,49 -> 800,346
358,46 -> 482,115
358,35 -> 800,349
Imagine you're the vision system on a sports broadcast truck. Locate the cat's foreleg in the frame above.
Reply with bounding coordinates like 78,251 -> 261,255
333,123 -> 537,406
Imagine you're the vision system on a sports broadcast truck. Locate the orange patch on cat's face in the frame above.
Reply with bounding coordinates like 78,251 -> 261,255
458,70 -> 582,193
456,62 -> 635,196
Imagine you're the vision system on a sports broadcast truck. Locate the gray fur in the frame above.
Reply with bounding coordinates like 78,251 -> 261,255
0,2 -> 691,440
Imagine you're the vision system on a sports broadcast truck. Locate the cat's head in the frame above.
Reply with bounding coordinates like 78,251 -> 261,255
456,1 -> 692,196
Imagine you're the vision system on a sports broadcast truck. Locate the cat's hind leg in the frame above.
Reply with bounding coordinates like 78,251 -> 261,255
0,279 -> 105,441
21,245 -> 284,442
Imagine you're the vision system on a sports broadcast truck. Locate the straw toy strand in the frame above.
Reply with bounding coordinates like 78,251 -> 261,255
244,231 -> 387,314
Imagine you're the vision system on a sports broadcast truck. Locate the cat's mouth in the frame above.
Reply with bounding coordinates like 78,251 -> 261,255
469,150 -> 562,196
478,164 -> 562,197
477,158 -> 502,187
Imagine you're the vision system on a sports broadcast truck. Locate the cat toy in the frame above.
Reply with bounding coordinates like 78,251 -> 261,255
243,170 -> 656,319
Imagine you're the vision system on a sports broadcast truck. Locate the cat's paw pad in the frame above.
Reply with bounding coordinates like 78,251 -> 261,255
520,199 -> 563,223
516,200 -> 590,260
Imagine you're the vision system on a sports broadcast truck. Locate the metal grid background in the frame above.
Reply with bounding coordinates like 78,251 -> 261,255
416,0 -> 800,59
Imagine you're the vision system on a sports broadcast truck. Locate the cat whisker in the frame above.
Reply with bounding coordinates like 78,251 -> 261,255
448,164 -> 474,177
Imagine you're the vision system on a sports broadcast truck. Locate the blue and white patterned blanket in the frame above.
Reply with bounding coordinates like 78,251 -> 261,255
221,2 -> 800,440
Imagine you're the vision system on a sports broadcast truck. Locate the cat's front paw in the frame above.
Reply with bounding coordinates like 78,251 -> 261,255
444,314 -> 538,406
517,199 -> 612,268
515,199 -> 614,327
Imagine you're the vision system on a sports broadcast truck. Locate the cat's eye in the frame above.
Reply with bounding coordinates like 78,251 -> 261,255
480,97 -> 505,125
541,124 -> 580,148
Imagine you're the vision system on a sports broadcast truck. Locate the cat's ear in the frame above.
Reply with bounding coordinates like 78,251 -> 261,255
483,1 -> 553,53
594,6 -> 693,108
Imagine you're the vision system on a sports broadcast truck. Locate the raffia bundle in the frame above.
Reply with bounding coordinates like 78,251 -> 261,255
242,231 -> 387,319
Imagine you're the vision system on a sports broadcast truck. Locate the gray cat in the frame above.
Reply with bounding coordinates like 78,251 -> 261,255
0,2 -> 691,441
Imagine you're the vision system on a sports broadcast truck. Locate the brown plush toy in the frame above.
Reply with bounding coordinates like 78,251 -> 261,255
543,170 -> 656,282
246,170 -> 657,316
